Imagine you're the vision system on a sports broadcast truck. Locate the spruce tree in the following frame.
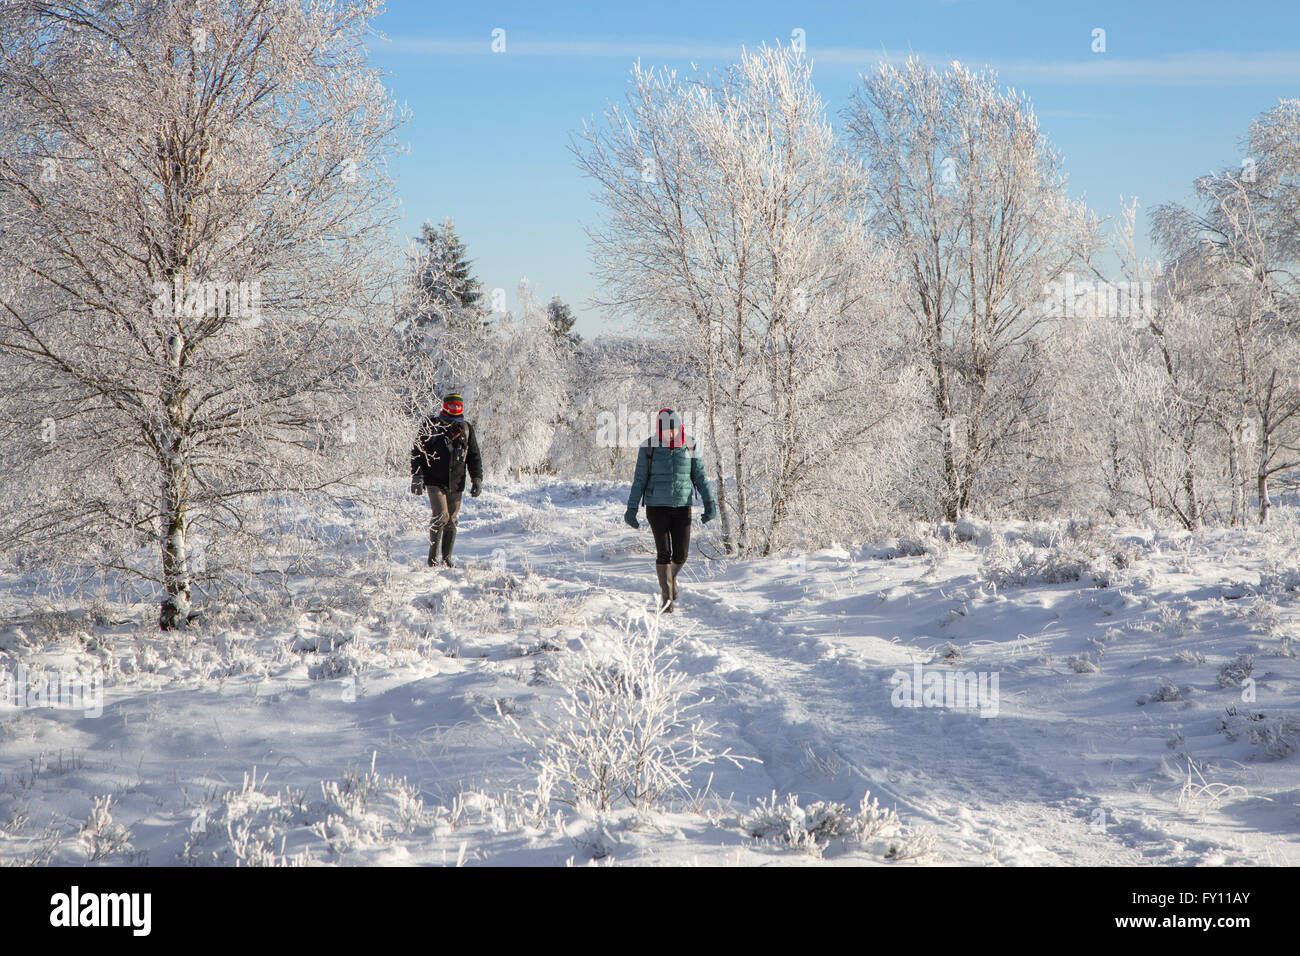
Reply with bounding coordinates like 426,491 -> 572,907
545,295 -> 581,350
409,217 -> 487,330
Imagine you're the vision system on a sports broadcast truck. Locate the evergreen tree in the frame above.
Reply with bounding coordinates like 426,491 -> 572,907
545,295 -> 581,350
407,217 -> 488,330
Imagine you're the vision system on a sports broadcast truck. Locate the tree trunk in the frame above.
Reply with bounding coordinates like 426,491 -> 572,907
731,401 -> 748,553
1182,464 -> 1201,530
730,301 -> 748,553
703,349 -> 733,553
1227,431 -> 1242,526
1257,431 -> 1272,524
940,413 -> 960,523
159,452 -> 191,630
159,366 -> 190,629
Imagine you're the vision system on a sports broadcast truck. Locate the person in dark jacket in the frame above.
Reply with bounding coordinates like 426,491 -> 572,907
624,408 -> 716,612
410,393 -> 483,567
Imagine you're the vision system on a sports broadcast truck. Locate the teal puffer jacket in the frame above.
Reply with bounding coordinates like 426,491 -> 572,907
627,438 -> 717,510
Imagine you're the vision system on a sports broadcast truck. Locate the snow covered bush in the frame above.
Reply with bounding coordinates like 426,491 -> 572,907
742,790 -> 899,857
884,825 -> 940,862
887,532 -> 950,560
493,612 -> 745,812
1138,678 -> 1183,705
1068,653 -> 1100,674
1217,654 -> 1255,688
80,794 -> 135,863
1260,553 -> 1300,593
1216,707 -> 1300,759
980,522 -> 1139,590
180,759 -> 438,866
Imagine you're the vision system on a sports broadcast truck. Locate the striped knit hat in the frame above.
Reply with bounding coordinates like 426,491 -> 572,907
441,393 -> 464,419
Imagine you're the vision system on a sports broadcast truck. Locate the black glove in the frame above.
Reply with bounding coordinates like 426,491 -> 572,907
624,506 -> 639,529
470,482 -> 482,498
411,476 -> 424,496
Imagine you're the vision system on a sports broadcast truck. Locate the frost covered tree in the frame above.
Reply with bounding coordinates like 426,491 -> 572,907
551,334 -> 697,479
0,0 -> 405,628
404,217 -> 487,332
545,295 -> 581,351
397,236 -> 487,421
845,59 -> 1098,522
1152,103 -> 1300,524
469,279 -> 569,476
576,46 -> 911,553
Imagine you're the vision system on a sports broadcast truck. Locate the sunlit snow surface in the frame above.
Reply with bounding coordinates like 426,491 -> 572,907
2,479 -> 1297,866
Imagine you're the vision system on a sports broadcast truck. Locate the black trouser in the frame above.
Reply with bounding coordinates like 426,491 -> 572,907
646,505 -> 691,565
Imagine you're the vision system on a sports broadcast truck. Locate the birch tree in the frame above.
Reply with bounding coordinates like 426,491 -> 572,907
575,46 -> 907,553
0,0 -> 404,627
1153,102 -> 1300,523
845,58 -> 1097,522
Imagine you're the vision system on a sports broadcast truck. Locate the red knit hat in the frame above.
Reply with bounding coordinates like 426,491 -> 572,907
656,408 -> 684,448
441,393 -> 464,419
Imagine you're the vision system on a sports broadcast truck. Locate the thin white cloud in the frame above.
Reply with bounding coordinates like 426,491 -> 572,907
1037,109 -> 1112,120
382,34 -> 1300,87
992,51 -> 1300,86
383,35 -> 741,60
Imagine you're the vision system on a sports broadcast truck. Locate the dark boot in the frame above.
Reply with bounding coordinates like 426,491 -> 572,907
441,524 -> 457,567
670,562 -> 684,603
428,529 -> 441,568
655,564 -> 673,613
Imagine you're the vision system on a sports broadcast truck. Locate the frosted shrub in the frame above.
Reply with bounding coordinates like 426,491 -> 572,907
1217,707 -> 1300,759
890,535 -> 933,558
80,794 -> 134,862
1249,599 -> 1280,640
743,791 -> 899,857
979,542 -> 1030,589
1217,655 -> 1254,688
980,522 -> 1138,591
1067,653 -> 1099,674
1260,549 -> 1300,592
884,825 -> 940,862
1138,678 -> 1182,704
180,760 -> 427,866
494,612 -> 745,812
952,517 -> 994,546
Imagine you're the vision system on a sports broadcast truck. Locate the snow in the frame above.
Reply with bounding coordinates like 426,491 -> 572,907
1,478 -> 1298,866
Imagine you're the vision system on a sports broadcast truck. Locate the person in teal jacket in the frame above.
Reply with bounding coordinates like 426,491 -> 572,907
624,408 -> 717,612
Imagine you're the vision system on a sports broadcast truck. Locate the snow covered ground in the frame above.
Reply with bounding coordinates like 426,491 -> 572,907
2,478 -> 1298,866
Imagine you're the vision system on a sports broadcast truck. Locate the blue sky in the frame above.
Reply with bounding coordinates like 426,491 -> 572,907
368,0 -> 1300,337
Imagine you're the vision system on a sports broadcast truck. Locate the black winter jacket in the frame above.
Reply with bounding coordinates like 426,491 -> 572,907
411,414 -> 482,494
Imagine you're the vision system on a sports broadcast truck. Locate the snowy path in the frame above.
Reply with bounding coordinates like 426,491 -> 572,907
468,535 -> 1167,864
407,481 -> 1298,864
